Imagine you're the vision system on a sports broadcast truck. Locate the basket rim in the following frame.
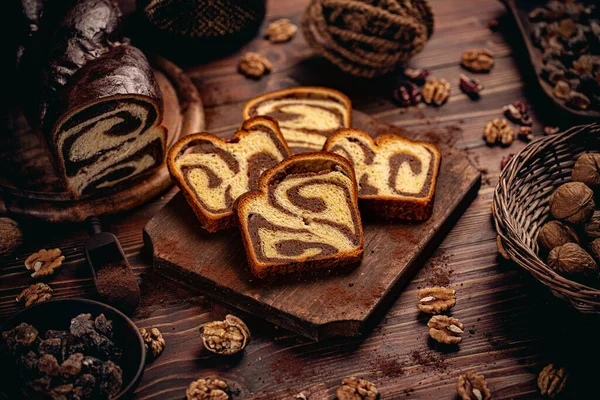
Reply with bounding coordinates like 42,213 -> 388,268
493,123 -> 600,309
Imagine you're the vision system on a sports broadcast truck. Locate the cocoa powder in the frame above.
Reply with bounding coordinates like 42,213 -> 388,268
95,261 -> 140,314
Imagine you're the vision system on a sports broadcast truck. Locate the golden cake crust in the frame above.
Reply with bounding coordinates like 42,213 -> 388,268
242,86 -> 352,153
324,128 -> 441,221
168,116 -> 292,232
236,152 -> 364,278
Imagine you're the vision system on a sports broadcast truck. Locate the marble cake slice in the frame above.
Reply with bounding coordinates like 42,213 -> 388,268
324,128 -> 441,221
242,86 -> 352,154
236,152 -> 364,278
168,116 -> 292,232
49,45 -> 167,197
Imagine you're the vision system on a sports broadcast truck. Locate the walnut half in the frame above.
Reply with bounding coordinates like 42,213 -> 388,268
484,118 -> 514,146
25,248 -> 65,278
461,49 -> 495,72
186,378 -> 230,400
336,377 -> 379,400
140,327 -> 166,359
428,315 -> 464,344
266,18 -> 298,43
422,77 -> 451,106
417,287 -> 456,314
538,364 -> 568,398
16,283 -> 53,307
238,52 -> 272,79
457,370 -> 492,400
199,315 -> 250,355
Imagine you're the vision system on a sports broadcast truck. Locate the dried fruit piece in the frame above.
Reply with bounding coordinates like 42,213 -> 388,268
336,377 -> 379,400
422,77 -> 451,106
186,378 -> 230,400
0,217 -> 23,256
500,153 -> 515,170
549,182 -> 595,224
567,91 -> 590,110
457,370 -> 492,400
529,8 -> 550,21
537,221 -> 579,252
1,323 -> 38,353
547,242 -> 597,278
483,118 -> 514,146
16,283 -> 53,307
266,18 -> 298,43
417,287 -> 456,314
238,52 -> 272,79
25,248 -> 65,278
140,327 -> 166,359
98,360 -> 123,398
38,354 -> 61,376
61,353 -> 84,377
403,67 -> 431,84
296,393 -> 308,400
427,315 -> 464,344
544,126 -> 559,135
459,74 -> 483,98
553,80 -> 571,100
518,126 -> 534,142
503,102 -> 532,126
461,49 -> 495,72
538,364 -> 567,398
392,82 -> 421,107
199,315 -> 250,355
572,153 -> 600,188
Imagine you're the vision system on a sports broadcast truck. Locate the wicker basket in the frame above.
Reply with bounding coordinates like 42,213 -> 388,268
493,123 -> 600,313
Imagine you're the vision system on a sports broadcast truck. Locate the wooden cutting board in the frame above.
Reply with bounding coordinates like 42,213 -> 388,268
143,109 -> 481,340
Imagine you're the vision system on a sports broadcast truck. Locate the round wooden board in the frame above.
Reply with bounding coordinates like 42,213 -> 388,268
0,55 -> 204,223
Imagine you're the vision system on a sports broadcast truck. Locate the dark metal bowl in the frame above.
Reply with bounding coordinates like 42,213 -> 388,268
0,298 -> 146,399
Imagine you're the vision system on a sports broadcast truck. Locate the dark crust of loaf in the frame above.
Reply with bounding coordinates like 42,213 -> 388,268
168,116 -> 292,233
323,128 -> 442,221
235,152 -> 365,279
241,86 -> 352,127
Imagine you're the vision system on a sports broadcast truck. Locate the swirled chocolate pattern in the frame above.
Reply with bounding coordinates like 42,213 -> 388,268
168,116 -> 291,232
324,129 -> 441,221
236,152 -> 364,278
242,87 -> 351,153
52,45 -> 166,197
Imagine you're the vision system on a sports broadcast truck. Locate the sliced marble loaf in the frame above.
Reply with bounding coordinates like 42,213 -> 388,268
236,152 -> 364,278
242,86 -> 351,153
324,129 -> 441,220
168,116 -> 291,232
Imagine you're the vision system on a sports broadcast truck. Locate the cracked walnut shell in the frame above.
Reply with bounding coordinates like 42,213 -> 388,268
428,315 -> 464,344
186,378 -> 230,400
238,52 -> 272,79
266,18 -> 298,43
422,77 -> 451,106
457,370 -> 492,400
538,364 -> 567,398
16,283 -> 53,307
199,314 -> 250,355
140,327 -> 165,359
336,377 -> 379,400
461,49 -> 495,72
25,248 -> 64,278
417,287 -> 456,314
484,118 -> 514,146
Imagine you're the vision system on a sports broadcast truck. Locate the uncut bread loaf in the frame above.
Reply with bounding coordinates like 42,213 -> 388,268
242,87 -> 351,153
168,117 -> 291,232
18,0 -> 167,197
324,128 -> 441,220
236,152 -> 364,278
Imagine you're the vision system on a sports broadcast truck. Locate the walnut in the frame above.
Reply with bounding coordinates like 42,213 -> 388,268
336,377 -> 379,400
238,52 -> 272,79
549,182 -> 595,224
538,364 -> 568,398
537,220 -> 579,252
140,327 -> 165,359
186,378 -> 230,400
427,315 -> 464,344
456,370 -> 492,400
547,242 -> 597,278
25,248 -> 65,278
585,211 -> 600,239
483,118 -> 514,146
461,49 -> 495,72
199,315 -> 250,355
417,287 -> 456,314
266,18 -> 298,43
16,283 -> 53,307
590,239 -> 600,263
572,153 -> 600,188
422,77 -> 451,106
0,217 -> 23,256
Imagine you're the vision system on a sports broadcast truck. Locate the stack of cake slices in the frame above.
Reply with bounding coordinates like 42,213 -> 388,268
168,86 -> 441,279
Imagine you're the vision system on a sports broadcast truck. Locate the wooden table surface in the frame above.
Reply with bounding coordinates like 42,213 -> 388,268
1,0 -> 598,399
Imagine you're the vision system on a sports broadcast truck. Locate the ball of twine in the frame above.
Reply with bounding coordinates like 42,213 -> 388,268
302,0 -> 434,78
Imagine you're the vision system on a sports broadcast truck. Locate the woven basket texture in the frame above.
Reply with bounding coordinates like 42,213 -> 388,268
493,123 -> 600,313
302,0 -> 434,78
